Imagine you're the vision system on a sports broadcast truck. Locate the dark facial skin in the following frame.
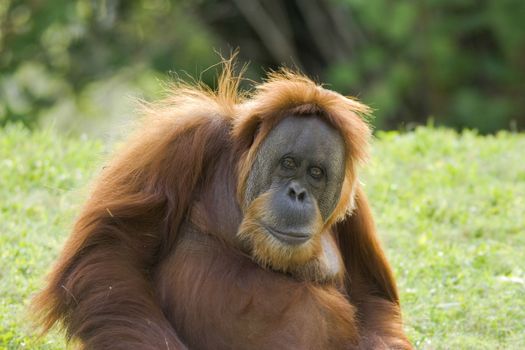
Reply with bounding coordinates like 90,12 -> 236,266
244,115 -> 346,245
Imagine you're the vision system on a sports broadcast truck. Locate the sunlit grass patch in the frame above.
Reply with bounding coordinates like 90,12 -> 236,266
1,125 -> 524,349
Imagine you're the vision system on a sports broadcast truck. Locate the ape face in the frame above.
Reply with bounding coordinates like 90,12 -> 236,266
238,115 -> 346,278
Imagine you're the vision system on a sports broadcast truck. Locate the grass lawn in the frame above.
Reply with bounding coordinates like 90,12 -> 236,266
1,124 -> 524,349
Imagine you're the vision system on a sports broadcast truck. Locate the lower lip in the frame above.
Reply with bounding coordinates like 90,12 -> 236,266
264,226 -> 311,245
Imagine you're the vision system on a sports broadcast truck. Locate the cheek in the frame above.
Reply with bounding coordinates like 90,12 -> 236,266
242,156 -> 276,209
241,191 -> 275,225
318,176 -> 345,221
317,193 -> 338,221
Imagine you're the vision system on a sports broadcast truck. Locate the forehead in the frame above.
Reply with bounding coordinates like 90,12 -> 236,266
264,115 -> 345,161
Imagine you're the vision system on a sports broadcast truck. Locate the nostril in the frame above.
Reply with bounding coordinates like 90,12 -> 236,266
287,184 -> 307,202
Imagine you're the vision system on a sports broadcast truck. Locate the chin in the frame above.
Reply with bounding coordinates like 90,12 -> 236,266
237,219 -> 322,275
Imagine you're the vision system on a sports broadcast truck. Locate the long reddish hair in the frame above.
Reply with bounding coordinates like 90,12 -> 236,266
32,60 -> 408,349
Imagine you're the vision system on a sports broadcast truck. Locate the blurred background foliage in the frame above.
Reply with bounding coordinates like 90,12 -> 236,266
1,0 -> 524,134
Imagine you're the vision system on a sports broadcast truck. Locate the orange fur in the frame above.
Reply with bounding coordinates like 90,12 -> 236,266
31,60 -> 411,349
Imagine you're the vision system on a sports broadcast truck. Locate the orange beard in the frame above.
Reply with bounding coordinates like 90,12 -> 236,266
237,191 -> 344,284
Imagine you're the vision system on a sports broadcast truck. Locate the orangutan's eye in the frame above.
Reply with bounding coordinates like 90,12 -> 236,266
281,157 -> 297,170
309,166 -> 324,180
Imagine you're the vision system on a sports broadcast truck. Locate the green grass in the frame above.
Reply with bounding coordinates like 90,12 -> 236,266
1,124 -> 524,349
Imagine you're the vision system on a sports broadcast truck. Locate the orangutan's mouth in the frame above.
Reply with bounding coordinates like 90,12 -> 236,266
264,225 -> 311,245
